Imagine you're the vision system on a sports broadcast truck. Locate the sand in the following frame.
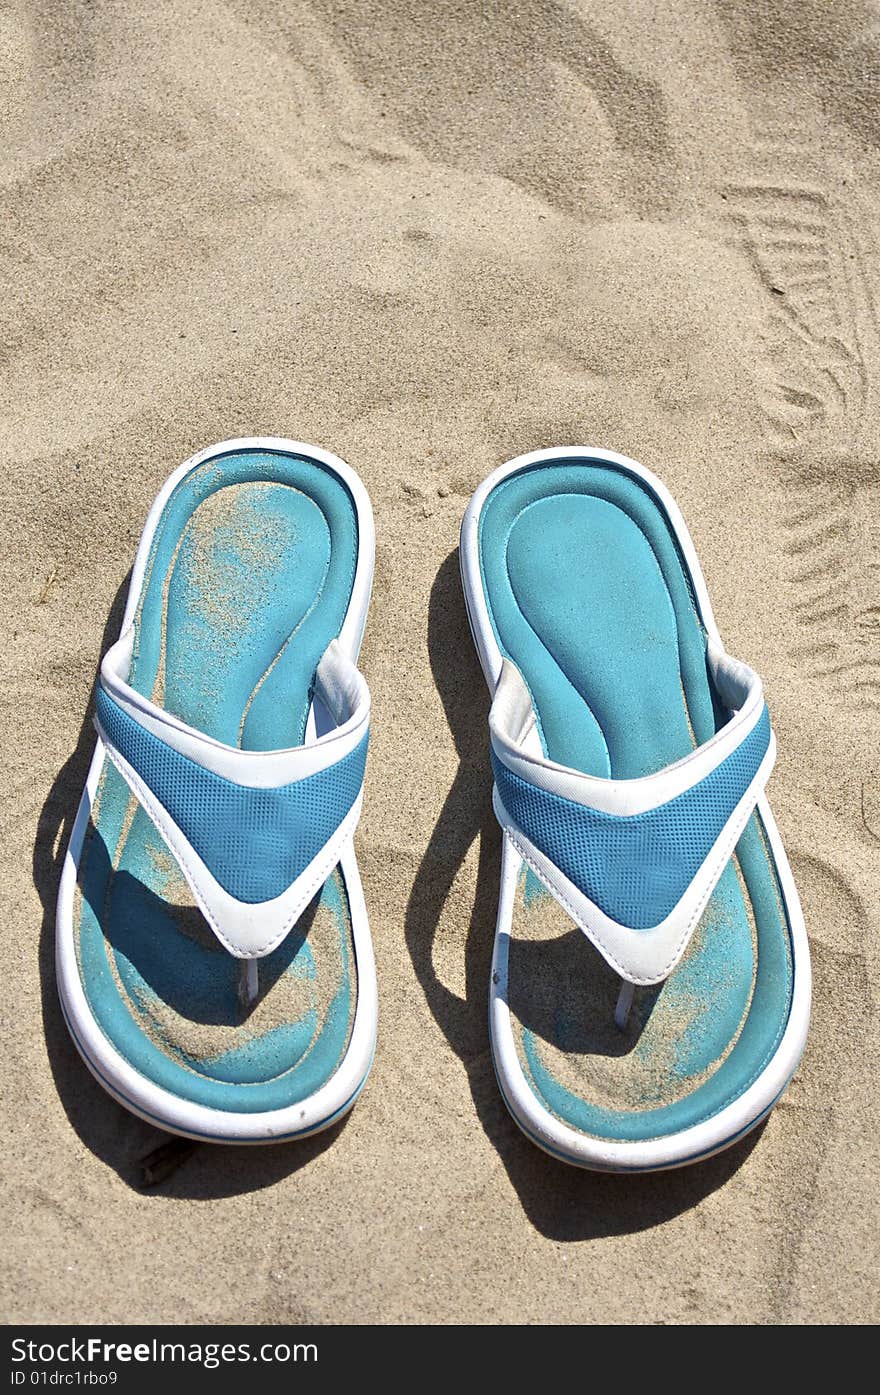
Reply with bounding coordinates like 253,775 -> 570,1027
1,0 -> 878,1325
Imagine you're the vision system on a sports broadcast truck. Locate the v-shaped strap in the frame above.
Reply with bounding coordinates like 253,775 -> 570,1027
94,632 -> 370,960
489,642 -> 775,985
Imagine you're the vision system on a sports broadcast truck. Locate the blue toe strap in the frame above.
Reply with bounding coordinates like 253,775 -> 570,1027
95,685 -> 368,905
492,705 -> 772,930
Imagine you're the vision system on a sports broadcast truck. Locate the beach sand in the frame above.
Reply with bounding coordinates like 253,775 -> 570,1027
1,0 -> 878,1324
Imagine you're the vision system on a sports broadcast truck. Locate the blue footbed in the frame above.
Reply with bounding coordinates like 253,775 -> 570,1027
75,448 -> 361,1113
478,459 -> 793,1142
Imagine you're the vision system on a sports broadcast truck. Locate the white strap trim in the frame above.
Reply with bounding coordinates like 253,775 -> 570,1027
496,728 -> 775,984
95,635 -> 369,957
489,642 -> 765,817
101,635 -> 369,786
99,736 -> 364,959
489,642 -> 776,984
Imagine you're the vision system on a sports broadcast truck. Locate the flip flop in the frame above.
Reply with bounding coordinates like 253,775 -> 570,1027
56,438 -> 377,1143
460,446 -> 810,1171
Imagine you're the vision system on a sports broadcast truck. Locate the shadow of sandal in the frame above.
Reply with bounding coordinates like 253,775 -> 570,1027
404,549 -> 763,1240
33,572 -> 348,1197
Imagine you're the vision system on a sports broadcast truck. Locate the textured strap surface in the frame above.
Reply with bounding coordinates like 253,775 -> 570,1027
492,707 -> 770,930
94,634 -> 370,958
489,652 -> 776,984
96,685 -> 367,903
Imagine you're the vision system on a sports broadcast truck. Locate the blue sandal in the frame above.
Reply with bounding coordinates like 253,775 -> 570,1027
460,446 -> 810,1171
57,438 -> 377,1142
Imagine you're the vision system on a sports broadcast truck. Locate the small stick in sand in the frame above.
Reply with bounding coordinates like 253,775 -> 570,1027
36,566 -> 58,604
140,1137 -> 199,1188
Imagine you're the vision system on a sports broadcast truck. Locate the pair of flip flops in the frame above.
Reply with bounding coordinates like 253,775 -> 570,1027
56,438 -> 809,1171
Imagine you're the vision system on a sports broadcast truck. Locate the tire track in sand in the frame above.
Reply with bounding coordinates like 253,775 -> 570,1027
724,177 -> 880,715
